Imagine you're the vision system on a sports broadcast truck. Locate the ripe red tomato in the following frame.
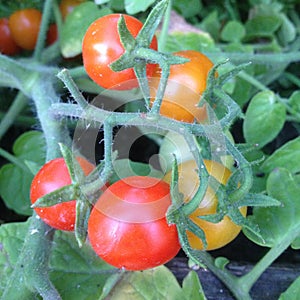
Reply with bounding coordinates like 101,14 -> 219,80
60,0 -> 84,20
30,157 -> 95,231
88,176 -> 181,270
9,9 -> 42,50
82,14 -> 158,90
164,160 -> 247,250
149,50 -> 215,123
0,18 -> 20,55
46,23 -> 58,45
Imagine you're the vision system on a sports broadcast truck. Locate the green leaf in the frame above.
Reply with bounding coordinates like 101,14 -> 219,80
277,13 -> 296,46
125,0 -> 155,14
164,32 -> 215,53
289,90 -> 300,115
221,21 -> 246,42
214,257 -> 230,270
243,168 -> 300,247
0,131 -> 46,215
243,91 -> 286,148
0,220 -> 32,299
61,3 -> 112,58
0,221 -> 115,299
110,159 -> 163,183
292,236 -> 300,250
182,271 -> 207,300
173,0 -> 201,18
261,137 -> 300,174
100,265 -> 185,300
245,15 -> 282,39
49,231 -> 114,299
279,276 -> 300,300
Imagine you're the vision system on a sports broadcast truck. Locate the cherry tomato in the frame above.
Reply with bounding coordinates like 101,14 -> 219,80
164,160 -> 247,250
0,18 -> 20,55
60,0 -> 84,20
9,9 -> 42,50
46,23 -> 58,45
149,50 -> 215,123
30,157 -> 95,231
88,176 -> 181,271
159,130 -> 235,173
82,14 -> 158,90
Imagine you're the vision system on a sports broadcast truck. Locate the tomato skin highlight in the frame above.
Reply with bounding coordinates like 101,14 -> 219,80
30,157 -> 94,231
9,9 -> 42,50
149,50 -> 214,123
88,176 -> 181,271
82,14 -> 158,90
164,160 -> 247,250
0,18 -> 20,55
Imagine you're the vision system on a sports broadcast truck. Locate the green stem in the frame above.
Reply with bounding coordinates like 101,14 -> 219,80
238,71 -> 269,91
0,148 -> 30,172
0,92 -> 28,140
207,51 -> 300,65
158,0 -> 172,52
1,217 -> 61,300
284,71 -> 300,88
239,225 -> 300,292
57,69 -> 89,109
33,0 -> 53,61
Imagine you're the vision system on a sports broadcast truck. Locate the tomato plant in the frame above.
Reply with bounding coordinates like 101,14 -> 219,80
0,18 -> 20,55
30,157 -> 94,231
8,8 -> 42,50
149,50 -> 214,123
88,176 -> 181,271
82,14 -> 158,90
164,160 -> 247,250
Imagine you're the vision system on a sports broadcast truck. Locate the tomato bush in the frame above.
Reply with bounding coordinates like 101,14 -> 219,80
82,14 -> 158,90
8,8 -> 42,50
0,18 -> 20,55
88,176 -> 181,271
149,50 -> 214,123
164,160 -> 247,250
30,157 -> 94,231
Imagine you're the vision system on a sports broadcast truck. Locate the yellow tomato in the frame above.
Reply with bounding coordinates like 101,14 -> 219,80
163,160 -> 247,250
149,50 -> 215,123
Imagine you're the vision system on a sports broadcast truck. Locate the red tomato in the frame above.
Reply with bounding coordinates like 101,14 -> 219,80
149,50 -> 215,123
82,14 -> 158,90
46,23 -> 58,45
88,176 -> 180,271
0,18 -> 20,55
9,9 -> 42,50
60,0 -> 84,20
30,157 -> 95,231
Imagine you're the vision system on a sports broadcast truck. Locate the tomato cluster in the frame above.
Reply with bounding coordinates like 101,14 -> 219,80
29,11 -> 245,272
0,0 -> 83,55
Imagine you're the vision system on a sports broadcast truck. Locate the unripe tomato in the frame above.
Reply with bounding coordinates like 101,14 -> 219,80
149,50 -> 215,123
82,14 -> 158,90
9,9 -> 42,50
30,157 -> 95,231
159,130 -> 236,173
60,0 -> 85,20
0,18 -> 20,55
163,160 -> 247,250
88,176 -> 181,270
